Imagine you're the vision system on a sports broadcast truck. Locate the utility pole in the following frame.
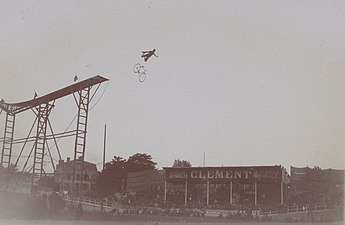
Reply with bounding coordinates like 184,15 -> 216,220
103,124 -> 107,170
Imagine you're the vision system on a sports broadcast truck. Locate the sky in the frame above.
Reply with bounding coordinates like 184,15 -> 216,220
0,1 -> 344,172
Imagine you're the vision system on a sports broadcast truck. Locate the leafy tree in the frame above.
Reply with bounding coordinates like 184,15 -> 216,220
0,163 -> 17,174
96,156 -> 127,197
126,153 -> 157,172
96,153 -> 157,197
0,164 -> 18,182
172,159 -> 192,168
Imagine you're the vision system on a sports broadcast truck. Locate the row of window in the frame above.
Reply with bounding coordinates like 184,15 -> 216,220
62,174 -> 96,182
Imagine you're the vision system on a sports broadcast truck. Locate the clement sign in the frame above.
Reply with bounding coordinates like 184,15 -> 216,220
164,166 -> 282,183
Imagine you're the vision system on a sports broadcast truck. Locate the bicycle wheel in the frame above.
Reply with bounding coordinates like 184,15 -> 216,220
133,63 -> 142,73
139,72 -> 146,82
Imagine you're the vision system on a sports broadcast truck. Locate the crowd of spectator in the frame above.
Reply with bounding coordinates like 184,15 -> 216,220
91,180 -> 343,222
97,184 -> 281,221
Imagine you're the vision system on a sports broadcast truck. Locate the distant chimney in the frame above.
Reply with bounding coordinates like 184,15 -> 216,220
56,159 -> 64,170
67,157 -> 70,162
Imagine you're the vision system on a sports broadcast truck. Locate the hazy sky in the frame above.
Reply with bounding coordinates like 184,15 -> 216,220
0,1 -> 344,172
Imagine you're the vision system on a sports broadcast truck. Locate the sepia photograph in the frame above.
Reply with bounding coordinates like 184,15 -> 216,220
0,1 -> 344,225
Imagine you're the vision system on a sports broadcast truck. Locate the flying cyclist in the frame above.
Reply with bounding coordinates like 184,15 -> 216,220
141,49 -> 158,62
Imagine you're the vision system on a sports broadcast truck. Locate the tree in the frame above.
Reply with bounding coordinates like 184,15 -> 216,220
96,156 -> 127,197
0,163 -> 17,174
172,159 -> 192,168
126,153 -> 157,172
95,153 -> 157,197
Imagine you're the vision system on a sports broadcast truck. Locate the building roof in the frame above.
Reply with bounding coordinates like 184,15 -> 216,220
55,158 -> 98,174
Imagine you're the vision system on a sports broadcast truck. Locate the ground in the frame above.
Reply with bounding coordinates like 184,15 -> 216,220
0,220 -> 342,225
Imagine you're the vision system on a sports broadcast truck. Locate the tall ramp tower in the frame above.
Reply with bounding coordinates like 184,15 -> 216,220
0,75 -> 109,190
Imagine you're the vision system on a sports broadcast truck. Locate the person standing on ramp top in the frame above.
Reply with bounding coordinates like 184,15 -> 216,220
141,49 -> 158,62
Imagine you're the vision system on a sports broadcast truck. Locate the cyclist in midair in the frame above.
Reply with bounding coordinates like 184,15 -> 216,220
141,49 -> 158,62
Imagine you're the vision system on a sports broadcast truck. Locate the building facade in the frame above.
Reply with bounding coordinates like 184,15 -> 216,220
163,166 -> 290,209
54,157 -> 98,194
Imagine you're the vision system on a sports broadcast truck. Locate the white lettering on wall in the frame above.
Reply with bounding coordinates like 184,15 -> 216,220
215,170 -> 223,178
235,171 -> 241,179
207,171 -> 214,179
225,171 -> 233,178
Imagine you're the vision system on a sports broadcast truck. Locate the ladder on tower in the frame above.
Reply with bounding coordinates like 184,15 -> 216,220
1,113 -> 15,168
0,75 -> 108,192
72,87 -> 91,193
32,103 -> 53,185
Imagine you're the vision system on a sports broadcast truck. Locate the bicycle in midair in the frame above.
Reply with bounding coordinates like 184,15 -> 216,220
132,49 -> 158,82
133,63 -> 147,82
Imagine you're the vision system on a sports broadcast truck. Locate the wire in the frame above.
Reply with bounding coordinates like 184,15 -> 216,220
11,130 -> 77,144
38,81 -> 109,162
89,81 -> 109,111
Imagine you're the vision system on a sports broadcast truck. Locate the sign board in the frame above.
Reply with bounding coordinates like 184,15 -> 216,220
164,166 -> 282,183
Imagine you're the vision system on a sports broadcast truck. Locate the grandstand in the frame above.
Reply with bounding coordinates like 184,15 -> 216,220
117,165 -> 343,222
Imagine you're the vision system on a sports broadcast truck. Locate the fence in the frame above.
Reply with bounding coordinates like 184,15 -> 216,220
64,193 -> 338,217
287,202 -> 336,213
261,201 -> 337,215
64,194 -> 114,207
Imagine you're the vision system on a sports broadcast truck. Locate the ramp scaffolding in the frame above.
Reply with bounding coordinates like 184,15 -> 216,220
0,75 -> 109,192
1,113 -> 15,169
32,102 -> 54,185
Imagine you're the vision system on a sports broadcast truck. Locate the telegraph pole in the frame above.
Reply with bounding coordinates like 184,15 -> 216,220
103,124 -> 106,170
